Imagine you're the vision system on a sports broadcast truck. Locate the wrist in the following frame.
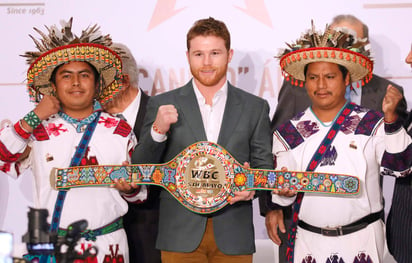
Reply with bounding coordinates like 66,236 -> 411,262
22,110 -> 42,130
153,123 -> 166,134
384,114 -> 398,124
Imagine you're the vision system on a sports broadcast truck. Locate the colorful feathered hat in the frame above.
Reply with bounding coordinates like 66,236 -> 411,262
21,17 -> 124,105
278,21 -> 374,87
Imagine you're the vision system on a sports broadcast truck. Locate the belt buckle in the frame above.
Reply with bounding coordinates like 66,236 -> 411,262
321,226 -> 343,236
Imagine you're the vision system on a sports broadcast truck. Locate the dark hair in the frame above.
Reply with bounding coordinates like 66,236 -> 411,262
49,61 -> 99,85
186,17 -> 231,51
304,63 -> 349,80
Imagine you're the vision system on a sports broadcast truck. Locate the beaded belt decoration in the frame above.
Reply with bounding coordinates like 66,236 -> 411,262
51,141 -> 360,214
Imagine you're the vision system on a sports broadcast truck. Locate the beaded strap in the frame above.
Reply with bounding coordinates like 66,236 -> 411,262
50,112 -> 101,232
23,110 -> 41,130
51,141 -> 360,214
153,123 -> 166,134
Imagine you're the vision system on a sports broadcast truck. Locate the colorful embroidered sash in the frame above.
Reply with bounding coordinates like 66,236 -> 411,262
50,112 -> 101,232
286,102 -> 355,263
50,141 -> 360,215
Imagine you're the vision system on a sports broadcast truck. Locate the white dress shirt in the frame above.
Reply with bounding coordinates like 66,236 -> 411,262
151,80 -> 228,143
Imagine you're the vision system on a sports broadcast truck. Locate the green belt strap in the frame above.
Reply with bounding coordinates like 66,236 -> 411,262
57,217 -> 123,241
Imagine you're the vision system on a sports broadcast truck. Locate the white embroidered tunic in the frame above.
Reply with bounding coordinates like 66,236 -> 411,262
0,110 -> 147,262
271,104 -> 411,263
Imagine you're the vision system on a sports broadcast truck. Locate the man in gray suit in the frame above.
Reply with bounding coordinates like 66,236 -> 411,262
132,17 -> 273,263
259,14 -> 407,262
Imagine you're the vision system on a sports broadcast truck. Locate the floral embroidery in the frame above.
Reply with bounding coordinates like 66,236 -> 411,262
99,117 -> 119,128
46,123 -> 68,136
234,173 -> 247,186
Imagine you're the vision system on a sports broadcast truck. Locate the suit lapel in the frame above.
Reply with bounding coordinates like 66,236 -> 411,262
360,74 -> 383,112
217,84 -> 242,146
133,89 -> 149,141
175,82 -> 207,142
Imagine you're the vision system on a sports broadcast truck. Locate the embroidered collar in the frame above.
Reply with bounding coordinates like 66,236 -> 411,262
310,101 -> 349,127
59,101 -> 102,132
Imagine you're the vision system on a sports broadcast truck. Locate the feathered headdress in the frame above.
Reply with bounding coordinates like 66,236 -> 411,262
22,17 -> 124,104
278,21 -> 373,87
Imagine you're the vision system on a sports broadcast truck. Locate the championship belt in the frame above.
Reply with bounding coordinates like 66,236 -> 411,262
50,141 -> 360,214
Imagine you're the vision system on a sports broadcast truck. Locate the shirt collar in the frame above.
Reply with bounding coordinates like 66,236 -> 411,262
59,100 -> 102,132
192,79 -> 228,106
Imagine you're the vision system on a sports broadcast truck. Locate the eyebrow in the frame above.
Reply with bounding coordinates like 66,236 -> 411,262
58,68 -> 93,75
191,48 -> 224,53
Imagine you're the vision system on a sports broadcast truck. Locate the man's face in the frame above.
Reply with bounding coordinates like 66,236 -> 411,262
187,35 -> 233,89
52,61 -> 97,116
405,44 -> 412,68
305,62 -> 350,111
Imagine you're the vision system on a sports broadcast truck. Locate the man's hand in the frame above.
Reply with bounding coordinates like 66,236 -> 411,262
34,95 -> 61,120
21,95 -> 60,132
382,84 -> 403,123
110,161 -> 141,194
153,105 -> 178,134
272,167 -> 297,197
229,190 -> 255,204
112,177 -> 141,194
265,209 -> 285,245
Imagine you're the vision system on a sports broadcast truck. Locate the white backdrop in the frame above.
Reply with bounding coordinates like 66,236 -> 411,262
1,0 -> 411,256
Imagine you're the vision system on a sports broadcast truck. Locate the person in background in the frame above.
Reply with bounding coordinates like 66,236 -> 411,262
103,43 -> 161,263
0,18 -> 146,262
132,17 -> 273,263
385,44 -> 412,263
259,14 -> 407,262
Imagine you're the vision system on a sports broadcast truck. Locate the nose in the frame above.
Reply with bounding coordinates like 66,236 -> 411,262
317,76 -> 326,89
72,75 -> 80,87
203,54 -> 212,65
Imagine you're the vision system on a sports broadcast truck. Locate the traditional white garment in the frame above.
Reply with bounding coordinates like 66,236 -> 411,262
271,104 -> 411,263
0,110 -> 147,263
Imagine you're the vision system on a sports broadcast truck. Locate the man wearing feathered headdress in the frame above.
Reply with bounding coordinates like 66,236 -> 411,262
269,22 -> 411,263
0,18 -> 147,262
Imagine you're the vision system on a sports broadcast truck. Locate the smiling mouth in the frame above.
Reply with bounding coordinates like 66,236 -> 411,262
201,69 -> 215,74
69,90 -> 85,95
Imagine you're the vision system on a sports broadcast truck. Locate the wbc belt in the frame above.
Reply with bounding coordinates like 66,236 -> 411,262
50,141 -> 360,214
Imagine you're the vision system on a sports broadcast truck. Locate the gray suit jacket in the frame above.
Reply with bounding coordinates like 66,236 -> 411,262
132,80 -> 273,255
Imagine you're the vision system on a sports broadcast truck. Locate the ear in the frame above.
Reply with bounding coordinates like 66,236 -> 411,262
123,74 -> 131,87
50,83 -> 57,97
344,72 -> 351,86
93,78 -> 100,99
227,49 -> 234,63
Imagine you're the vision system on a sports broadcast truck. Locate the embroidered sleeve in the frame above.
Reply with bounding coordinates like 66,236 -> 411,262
0,121 -> 32,178
271,130 -> 298,206
380,119 -> 412,177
